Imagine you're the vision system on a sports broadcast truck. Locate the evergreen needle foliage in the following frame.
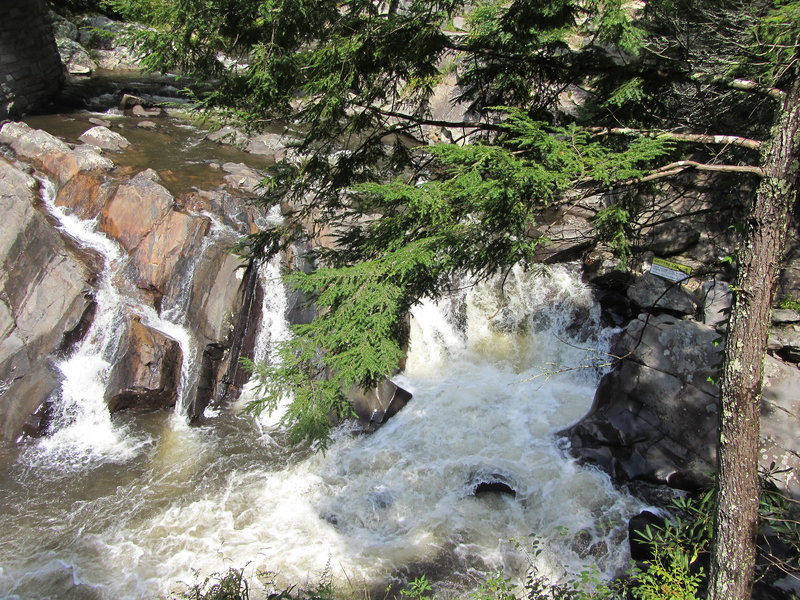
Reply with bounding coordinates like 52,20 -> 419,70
115,0 -> 796,458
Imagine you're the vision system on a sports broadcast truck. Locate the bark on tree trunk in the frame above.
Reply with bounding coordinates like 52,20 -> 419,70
707,72 -> 800,600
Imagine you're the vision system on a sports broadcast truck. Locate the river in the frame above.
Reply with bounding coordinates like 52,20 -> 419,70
0,103 -> 644,600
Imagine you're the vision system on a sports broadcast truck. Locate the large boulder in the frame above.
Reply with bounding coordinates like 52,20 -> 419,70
562,313 -> 721,487
627,271 -> 698,316
99,169 -> 173,252
0,158 -> 95,442
106,316 -> 182,412
128,209 -> 210,295
78,126 -> 130,152
563,310 -> 800,496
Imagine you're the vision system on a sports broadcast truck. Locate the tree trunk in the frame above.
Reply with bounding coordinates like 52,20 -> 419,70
707,72 -> 800,600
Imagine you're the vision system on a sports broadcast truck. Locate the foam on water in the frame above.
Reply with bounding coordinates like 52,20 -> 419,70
1,261 -> 644,599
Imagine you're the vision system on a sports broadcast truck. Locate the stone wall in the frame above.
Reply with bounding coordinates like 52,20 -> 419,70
0,0 -> 64,120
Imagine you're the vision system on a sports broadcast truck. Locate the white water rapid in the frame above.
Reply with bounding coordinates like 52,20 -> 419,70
0,256 -> 645,599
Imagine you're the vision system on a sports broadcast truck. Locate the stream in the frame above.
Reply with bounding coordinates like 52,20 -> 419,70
0,90 -> 646,600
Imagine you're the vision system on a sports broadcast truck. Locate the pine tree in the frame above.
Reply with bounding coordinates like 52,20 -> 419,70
115,2 -> 799,595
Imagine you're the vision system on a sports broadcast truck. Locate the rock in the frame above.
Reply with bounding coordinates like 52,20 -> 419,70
137,120 -> 157,129
530,209 -> 594,263
207,125 -> 248,146
77,15 -> 124,50
562,313 -> 720,486
106,316 -> 182,412
129,210 -> 210,295
221,162 -> 266,195
55,170 -> 116,220
466,468 -> 518,497
772,308 -> 800,325
0,122 -> 113,184
564,311 -> 800,497
349,379 -> 413,431
700,279 -> 732,327
185,240 -> 246,342
640,221 -> 701,256
56,37 -> 96,75
132,105 -> 163,118
50,11 -> 78,41
0,158 -> 95,442
119,93 -> 145,110
78,126 -> 130,152
88,117 -> 112,128
761,356 -> 800,498
627,271 -> 697,315
769,326 -> 800,363
583,249 -> 629,287
244,132 -> 288,158
100,170 -> 175,252
451,16 -> 467,30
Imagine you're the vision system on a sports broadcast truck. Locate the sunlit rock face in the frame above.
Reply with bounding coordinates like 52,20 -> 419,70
0,157 -> 94,442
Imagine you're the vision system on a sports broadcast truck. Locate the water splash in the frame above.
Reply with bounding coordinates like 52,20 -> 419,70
2,262 -> 644,600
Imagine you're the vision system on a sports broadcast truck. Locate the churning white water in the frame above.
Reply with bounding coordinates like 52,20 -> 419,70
0,257 -> 644,600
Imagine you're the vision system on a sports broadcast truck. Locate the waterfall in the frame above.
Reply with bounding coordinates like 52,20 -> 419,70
24,176 -> 199,465
1,247 -> 644,599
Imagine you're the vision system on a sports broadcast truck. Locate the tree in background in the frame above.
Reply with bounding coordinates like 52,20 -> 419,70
117,1 -> 799,597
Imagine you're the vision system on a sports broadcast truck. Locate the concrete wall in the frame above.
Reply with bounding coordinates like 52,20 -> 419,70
0,0 -> 64,120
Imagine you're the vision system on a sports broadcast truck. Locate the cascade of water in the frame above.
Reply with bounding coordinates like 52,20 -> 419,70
26,176 -> 199,463
1,261 -> 645,600
26,178 -> 142,465
237,255 -> 293,429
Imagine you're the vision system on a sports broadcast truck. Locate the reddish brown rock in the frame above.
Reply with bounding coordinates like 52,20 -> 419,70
106,316 -> 182,412
0,122 -> 113,185
100,170 -> 173,252
130,210 -> 210,294
55,170 -> 116,220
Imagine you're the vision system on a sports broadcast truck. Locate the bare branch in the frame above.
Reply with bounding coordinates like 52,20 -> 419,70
585,127 -> 764,151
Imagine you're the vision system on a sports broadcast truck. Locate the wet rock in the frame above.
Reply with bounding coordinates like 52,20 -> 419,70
221,162 -> 266,195
100,170 -> 174,252
184,240 -> 246,342
78,125 -> 130,152
0,157 -> 95,442
119,93 -> 145,109
132,105 -> 163,118
106,316 -> 182,412
55,170 -> 116,220
130,210 -> 210,295
349,379 -> 413,432
137,120 -> 157,129
564,311 -> 800,497
88,117 -> 112,128
467,469 -> 518,497
562,313 -> 720,486
207,125 -> 248,146
627,271 -> 697,315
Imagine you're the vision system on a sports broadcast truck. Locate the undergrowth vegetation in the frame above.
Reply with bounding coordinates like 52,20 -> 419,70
175,475 -> 800,600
